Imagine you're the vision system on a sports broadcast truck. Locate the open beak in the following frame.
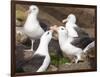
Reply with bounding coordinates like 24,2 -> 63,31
62,18 -> 68,23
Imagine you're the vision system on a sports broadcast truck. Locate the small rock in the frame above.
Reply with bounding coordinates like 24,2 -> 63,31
23,65 -> 34,72
47,65 -> 58,71
58,61 -> 91,71
16,19 -> 22,27
16,28 -> 28,44
24,51 -> 33,60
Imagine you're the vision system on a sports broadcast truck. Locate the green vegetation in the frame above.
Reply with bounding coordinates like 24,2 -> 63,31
50,52 -> 69,66
59,57 -> 69,65
16,10 -> 27,21
50,53 -> 59,66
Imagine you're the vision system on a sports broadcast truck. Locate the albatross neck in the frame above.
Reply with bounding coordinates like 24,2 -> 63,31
36,39 -> 50,55
65,21 -> 77,29
27,13 -> 38,22
24,13 -> 39,29
58,33 -> 68,46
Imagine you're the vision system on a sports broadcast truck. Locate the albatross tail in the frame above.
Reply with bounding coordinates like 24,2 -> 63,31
83,41 -> 95,53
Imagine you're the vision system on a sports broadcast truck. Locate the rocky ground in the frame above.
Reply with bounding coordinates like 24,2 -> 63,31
16,44 -> 96,73
15,4 -> 96,73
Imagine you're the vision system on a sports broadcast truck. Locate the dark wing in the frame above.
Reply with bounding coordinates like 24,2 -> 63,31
39,21 -> 49,31
49,39 -> 63,58
24,54 -> 45,72
71,37 -> 94,49
17,54 -> 45,72
74,26 -> 89,37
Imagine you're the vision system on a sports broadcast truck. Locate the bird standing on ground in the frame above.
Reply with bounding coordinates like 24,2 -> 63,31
23,5 -> 48,52
53,26 -> 95,63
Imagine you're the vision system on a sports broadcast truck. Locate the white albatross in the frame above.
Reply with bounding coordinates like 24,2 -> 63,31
54,26 -> 95,63
62,14 -> 95,52
22,30 -> 53,72
23,5 -> 48,52
62,14 -> 90,38
62,14 -> 78,37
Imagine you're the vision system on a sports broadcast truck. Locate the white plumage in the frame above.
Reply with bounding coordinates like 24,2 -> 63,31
50,14 -> 95,63
54,26 -> 94,63
62,14 -> 78,37
62,14 -> 95,52
23,5 -> 45,52
56,26 -> 82,63
59,14 -> 95,63
34,30 -> 53,72
22,30 -> 53,72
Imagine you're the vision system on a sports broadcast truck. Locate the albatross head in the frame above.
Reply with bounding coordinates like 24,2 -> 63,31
57,26 -> 68,36
50,25 -> 68,38
41,30 -> 53,42
54,26 -> 68,45
51,26 -> 68,37
27,5 -> 39,15
62,14 -> 76,24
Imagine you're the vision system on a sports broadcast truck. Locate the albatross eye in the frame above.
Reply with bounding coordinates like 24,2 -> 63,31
47,32 -> 50,35
61,28 -> 64,30
33,8 -> 36,10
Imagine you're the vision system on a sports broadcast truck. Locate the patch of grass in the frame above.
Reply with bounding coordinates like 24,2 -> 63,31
50,52 -> 58,66
59,57 -> 69,65
50,52 -> 69,66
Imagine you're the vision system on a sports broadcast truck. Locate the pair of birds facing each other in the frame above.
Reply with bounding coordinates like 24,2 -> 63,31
51,14 -> 95,63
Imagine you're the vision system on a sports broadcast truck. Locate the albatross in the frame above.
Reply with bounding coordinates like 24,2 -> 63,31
21,30 -> 53,72
53,26 -> 95,63
23,5 -> 48,52
62,14 -> 89,38
62,14 -> 95,51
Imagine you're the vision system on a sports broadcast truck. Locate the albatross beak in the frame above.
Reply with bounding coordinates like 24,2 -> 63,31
50,25 -> 58,40
62,18 -> 68,23
50,25 -> 58,32
49,29 -> 53,33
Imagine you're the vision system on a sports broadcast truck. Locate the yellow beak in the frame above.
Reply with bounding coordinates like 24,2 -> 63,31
62,18 -> 67,23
